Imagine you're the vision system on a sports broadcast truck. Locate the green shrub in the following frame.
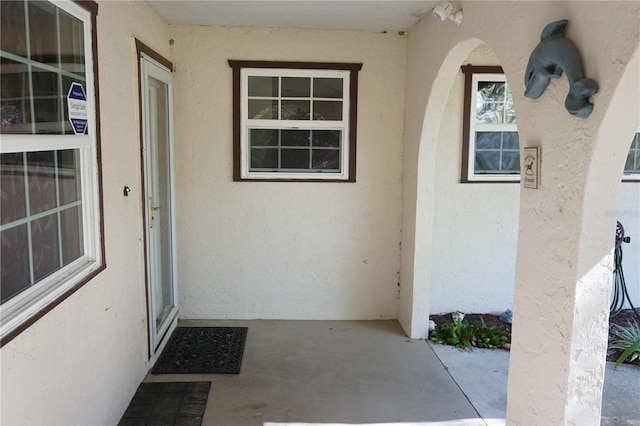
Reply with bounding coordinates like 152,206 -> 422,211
609,320 -> 640,368
430,318 -> 510,351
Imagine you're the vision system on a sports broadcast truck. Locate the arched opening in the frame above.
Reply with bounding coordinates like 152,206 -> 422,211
430,43 -> 519,318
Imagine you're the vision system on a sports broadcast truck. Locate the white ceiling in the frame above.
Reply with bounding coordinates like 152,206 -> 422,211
146,1 -> 440,32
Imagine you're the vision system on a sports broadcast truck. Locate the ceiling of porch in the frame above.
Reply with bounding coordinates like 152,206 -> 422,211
146,1 -> 440,32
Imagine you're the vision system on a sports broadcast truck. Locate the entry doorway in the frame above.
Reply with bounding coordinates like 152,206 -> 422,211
139,48 -> 177,354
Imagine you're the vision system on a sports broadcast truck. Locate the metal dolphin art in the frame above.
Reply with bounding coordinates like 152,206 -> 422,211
524,19 -> 598,118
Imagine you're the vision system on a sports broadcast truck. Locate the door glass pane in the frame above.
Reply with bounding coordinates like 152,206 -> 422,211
149,76 -> 174,329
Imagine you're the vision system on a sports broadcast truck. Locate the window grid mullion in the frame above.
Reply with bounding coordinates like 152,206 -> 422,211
20,152 -> 36,286
23,1 -> 36,134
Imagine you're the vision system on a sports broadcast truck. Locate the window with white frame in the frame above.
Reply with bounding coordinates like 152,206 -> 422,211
461,66 -> 520,182
229,61 -> 362,182
623,131 -> 640,181
0,0 -> 103,345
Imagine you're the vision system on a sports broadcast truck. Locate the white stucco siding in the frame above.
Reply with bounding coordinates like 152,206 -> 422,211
401,1 -> 639,424
0,2 -> 170,425
170,27 -> 406,320
430,45 -> 519,315
616,184 -> 640,309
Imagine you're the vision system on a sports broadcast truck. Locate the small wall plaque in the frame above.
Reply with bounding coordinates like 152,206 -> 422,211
523,147 -> 540,189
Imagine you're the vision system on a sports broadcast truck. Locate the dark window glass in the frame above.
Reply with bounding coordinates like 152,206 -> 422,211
281,149 -> 309,169
281,130 -> 309,147
313,78 -> 342,98
27,150 -> 56,214
251,148 -> 278,169
58,149 -> 80,204
281,77 -> 310,97
313,101 -> 342,121
312,130 -> 340,148
61,205 -> 83,265
1,153 -> 27,225
29,0 -> 58,67
248,76 -> 278,97
250,129 -> 279,147
312,149 -> 339,170
0,1 -> 27,59
0,224 -> 30,303
280,100 -> 309,120
31,212 -> 60,281
1,59 -> 31,133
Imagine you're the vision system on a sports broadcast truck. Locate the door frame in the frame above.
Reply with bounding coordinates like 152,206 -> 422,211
136,40 -> 178,358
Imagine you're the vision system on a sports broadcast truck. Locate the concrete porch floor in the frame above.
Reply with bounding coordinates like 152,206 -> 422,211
141,320 -> 640,426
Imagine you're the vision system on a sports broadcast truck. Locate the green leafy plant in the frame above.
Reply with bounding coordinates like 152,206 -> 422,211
609,320 -> 640,368
430,318 -> 510,351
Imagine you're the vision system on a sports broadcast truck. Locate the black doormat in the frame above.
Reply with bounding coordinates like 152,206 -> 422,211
118,381 -> 211,426
152,327 -> 248,374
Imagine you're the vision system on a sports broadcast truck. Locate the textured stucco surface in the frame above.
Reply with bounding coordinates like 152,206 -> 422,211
0,2 -> 170,424
401,1 -> 639,424
170,26 -> 406,321
430,44 -> 519,315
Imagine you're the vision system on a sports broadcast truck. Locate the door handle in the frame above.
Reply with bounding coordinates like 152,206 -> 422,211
149,197 -> 161,228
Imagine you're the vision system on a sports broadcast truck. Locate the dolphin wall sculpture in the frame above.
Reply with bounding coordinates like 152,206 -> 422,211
524,19 -> 598,118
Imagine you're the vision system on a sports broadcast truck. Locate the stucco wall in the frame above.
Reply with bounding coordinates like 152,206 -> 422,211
170,26 -> 406,320
430,44 -> 639,315
430,44 -> 519,315
0,2 -> 170,424
401,1 -> 639,423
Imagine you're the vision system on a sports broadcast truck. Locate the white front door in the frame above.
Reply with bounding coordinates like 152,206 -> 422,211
140,54 -> 177,353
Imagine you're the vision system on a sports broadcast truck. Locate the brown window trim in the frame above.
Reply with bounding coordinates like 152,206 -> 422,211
1,0 -> 106,348
460,65 -> 519,184
228,60 -> 362,182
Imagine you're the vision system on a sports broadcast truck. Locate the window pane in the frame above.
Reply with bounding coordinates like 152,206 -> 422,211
250,129 -> 278,147
477,81 -> 505,102
281,100 -> 309,120
248,76 -> 278,97
281,130 -> 309,147
476,132 -> 501,149
1,153 -> 27,225
61,205 -> 83,265
475,150 -> 500,173
58,8 -> 85,74
313,78 -> 343,98
27,150 -> 56,215
1,59 -> 31,134
58,149 -> 80,204
281,77 -> 310,97
281,149 -> 309,169
32,66 -> 62,133
248,99 -> 278,119
312,149 -> 339,170
502,151 -> 521,172
250,148 -> 278,169
624,133 -> 639,173
1,224 -> 30,304
29,0 -> 58,67
312,130 -> 340,148
313,101 -> 342,121
31,212 -> 60,282
503,132 -> 519,149
0,0 -> 27,58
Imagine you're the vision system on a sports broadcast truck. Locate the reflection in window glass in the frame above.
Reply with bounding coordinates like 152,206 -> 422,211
624,133 -> 640,175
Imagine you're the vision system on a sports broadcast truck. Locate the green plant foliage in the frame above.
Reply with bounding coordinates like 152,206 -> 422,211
430,318 -> 510,352
609,320 -> 640,368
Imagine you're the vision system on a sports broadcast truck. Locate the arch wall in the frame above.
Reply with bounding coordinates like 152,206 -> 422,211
401,2 -> 639,423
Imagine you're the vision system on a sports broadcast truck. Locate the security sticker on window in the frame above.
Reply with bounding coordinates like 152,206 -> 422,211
67,82 -> 88,135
